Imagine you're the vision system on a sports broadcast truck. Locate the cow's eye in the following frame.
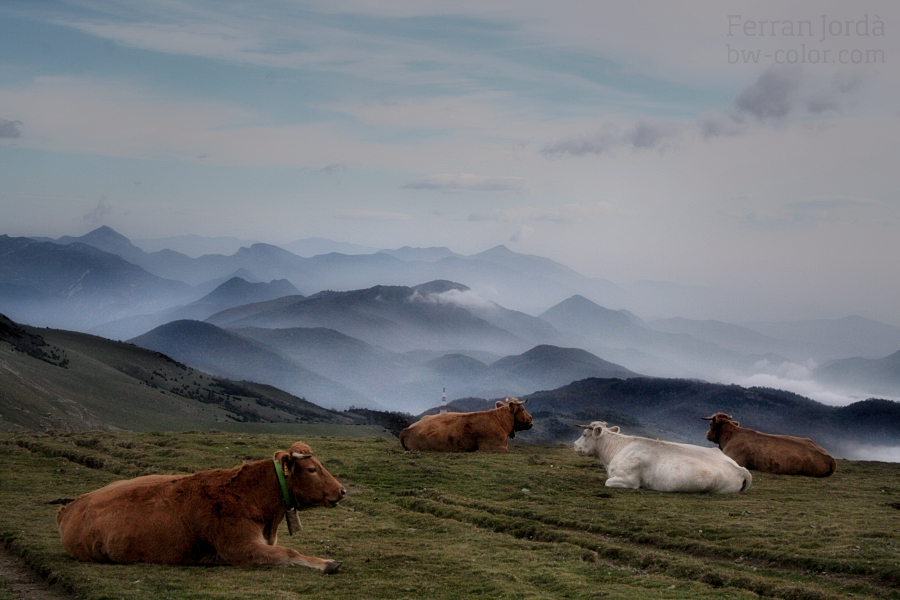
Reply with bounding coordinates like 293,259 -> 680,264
307,467 -> 317,474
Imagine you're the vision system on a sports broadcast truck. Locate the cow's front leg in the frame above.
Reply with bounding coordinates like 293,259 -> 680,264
604,465 -> 641,489
219,540 -> 341,572
603,476 -> 640,489
213,525 -> 341,573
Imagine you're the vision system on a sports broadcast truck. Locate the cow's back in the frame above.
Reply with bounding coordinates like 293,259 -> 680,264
722,430 -> 836,477
400,413 -> 479,452
57,474 -> 211,564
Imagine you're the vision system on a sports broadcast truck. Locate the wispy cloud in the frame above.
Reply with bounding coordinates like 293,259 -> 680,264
335,209 -> 412,222
725,195 -> 882,229
0,118 -> 22,138
544,65 -> 871,155
403,173 -> 529,194
732,65 -> 804,121
542,119 -> 682,157
412,288 -> 496,311
83,196 -> 113,226
469,201 -> 630,223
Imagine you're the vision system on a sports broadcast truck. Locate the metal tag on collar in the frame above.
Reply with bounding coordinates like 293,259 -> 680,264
285,507 -> 302,535
274,459 -> 303,536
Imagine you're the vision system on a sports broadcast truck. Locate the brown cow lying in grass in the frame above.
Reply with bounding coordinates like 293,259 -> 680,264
703,413 -> 836,477
400,397 -> 532,452
56,441 -> 346,572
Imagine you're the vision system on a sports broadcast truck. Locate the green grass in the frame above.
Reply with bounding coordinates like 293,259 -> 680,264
2,431 -> 899,600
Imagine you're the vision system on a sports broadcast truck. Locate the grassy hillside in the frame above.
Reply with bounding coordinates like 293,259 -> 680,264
2,431 -> 899,600
0,315 -> 391,435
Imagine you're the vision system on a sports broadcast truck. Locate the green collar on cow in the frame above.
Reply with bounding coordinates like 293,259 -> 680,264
273,459 -> 293,510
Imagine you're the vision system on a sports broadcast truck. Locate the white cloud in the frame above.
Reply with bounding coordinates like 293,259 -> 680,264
723,358 -> 900,408
413,288 -> 497,310
510,225 -> 535,242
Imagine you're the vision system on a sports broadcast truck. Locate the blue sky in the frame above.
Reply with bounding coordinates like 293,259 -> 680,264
2,0 -> 898,323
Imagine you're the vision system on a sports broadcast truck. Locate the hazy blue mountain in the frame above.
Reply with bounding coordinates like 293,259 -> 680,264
742,316 -> 900,362
194,276 -> 299,309
54,226 -> 206,283
625,279 -> 740,321
130,320 -> 374,410
281,237 -> 377,257
0,235 -> 193,330
56,225 -> 147,265
10,226 -> 900,400
207,282 -> 527,355
93,277 -> 301,340
475,245 -> 584,282
540,294 -> 803,379
411,280 -> 569,347
490,344 -> 638,391
233,325 -> 412,397
387,345 -> 639,412
33,227 -> 633,316
379,246 -> 462,262
814,349 -> 900,396
425,353 -> 492,379
133,234 -> 262,257
646,316 -> 792,356
541,294 -> 644,340
57,227 -> 308,287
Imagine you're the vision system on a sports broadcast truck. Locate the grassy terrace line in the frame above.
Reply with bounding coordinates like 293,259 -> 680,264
1,432 -> 899,600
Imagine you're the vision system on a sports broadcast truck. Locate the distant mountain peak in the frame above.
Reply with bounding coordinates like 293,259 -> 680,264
89,225 -> 124,237
476,244 -> 515,258
196,276 -> 301,307
57,226 -> 141,254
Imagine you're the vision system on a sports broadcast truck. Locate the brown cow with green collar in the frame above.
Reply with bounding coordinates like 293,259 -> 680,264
57,441 -> 346,572
703,413 -> 836,477
400,397 -> 532,452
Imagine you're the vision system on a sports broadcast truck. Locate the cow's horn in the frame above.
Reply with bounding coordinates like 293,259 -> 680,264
576,424 -> 592,429
292,453 -> 312,459
701,416 -> 715,420
519,398 -> 528,405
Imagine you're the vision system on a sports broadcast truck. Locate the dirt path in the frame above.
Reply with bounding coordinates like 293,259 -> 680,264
0,545 -> 73,600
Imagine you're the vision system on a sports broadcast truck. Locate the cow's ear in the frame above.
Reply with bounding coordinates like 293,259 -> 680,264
733,421 -> 740,427
274,450 -> 294,476
496,401 -> 505,408
608,426 -> 620,433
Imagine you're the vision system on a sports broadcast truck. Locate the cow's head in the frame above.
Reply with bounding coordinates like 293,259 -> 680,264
702,413 -> 738,444
274,442 -> 346,509
573,421 -> 619,456
496,397 -> 532,436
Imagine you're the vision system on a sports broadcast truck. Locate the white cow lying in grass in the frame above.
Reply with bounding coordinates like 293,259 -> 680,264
574,421 -> 752,494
